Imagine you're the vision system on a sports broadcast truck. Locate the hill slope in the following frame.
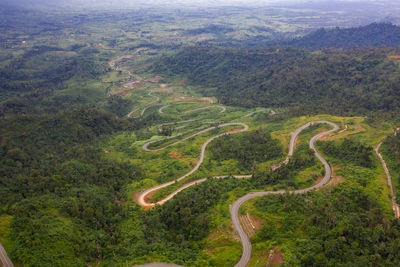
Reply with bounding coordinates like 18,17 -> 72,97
152,46 -> 400,115
286,22 -> 400,50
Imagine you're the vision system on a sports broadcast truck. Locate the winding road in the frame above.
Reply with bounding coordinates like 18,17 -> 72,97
138,122 -> 249,206
111,55 -> 343,266
376,141 -> 400,219
231,121 -> 339,267
137,118 -> 339,266
127,92 -> 160,118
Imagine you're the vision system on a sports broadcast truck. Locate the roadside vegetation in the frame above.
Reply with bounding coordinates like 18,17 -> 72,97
1,3 -> 400,267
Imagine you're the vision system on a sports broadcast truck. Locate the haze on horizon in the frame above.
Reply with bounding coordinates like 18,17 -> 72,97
2,0 -> 400,10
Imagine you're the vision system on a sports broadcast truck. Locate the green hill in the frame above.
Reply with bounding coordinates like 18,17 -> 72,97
286,22 -> 400,50
152,46 -> 400,115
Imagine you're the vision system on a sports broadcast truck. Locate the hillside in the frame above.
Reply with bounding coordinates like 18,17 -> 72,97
286,22 -> 400,50
2,4 -> 400,267
152,46 -> 400,115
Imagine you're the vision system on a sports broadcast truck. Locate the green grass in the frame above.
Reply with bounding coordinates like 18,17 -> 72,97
0,215 -> 13,252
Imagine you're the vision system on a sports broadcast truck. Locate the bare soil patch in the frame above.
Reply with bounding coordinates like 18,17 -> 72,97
169,150 -> 182,159
313,176 -> 323,185
200,97 -> 214,103
316,128 -> 328,140
326,166 -> 344,186
268,248 -> 283,267
227,128 -> 242,134
152,88 -> 174,93
389,55 -> 400,63
250,214 -> 264,230
144,190 -> 157,205
239,214 -> 255,237
146,76 -> 163,83
294,136 -> 300,150
327,176 -> 344,186
123,80 -> 142,89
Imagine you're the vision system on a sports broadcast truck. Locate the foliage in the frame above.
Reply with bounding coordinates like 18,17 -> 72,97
286,22 -> 400,50
0,108 -> 143,265
152,46 -> 400,115
253,181 -> 400,266
380,134 -> 400,197
118,178 -> 249,266
317,138 -> 375,168
209,129 -> 283,171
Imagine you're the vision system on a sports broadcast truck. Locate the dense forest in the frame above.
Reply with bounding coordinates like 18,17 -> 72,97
152,46 -> 400,115
0,46 -> 113,116
0,108 -> 142,265
253,183 -> 400,266
209,129 -> 283,171
285,23 -> 400,50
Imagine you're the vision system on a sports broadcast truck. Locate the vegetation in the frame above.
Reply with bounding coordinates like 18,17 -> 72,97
152,46 -> 400,115
285,22 -> 400,50
380,134 -> 400,198
0,108 -> 142,265
0,2 -> 400,266
209,129 -> 283,171
317,138 -> 375,168
119,178 -> 250,266
252,182 -> 400,266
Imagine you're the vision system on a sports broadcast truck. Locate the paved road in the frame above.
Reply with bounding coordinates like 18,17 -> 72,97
376,141 -> 400,218
137,119 -> 339,266
183,105 -> 226,114
158,102 -> 200,114
0,243 -> 14,267
128,92 -> 160,118
231,121 -> 339,267
142,122 -> 247,152
138,122 -> 249,207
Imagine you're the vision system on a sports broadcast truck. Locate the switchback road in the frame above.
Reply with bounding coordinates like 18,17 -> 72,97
231,121 -> 339,267
138,120 -> 339,266
138,122 -> 249,206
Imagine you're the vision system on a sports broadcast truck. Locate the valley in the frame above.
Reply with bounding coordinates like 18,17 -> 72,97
1,1 -> 400,266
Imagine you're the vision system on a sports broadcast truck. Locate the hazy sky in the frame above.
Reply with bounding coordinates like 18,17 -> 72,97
2,0 -> 398,11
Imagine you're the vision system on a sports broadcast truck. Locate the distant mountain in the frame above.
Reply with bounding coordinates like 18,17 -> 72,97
286,22 -> 400,50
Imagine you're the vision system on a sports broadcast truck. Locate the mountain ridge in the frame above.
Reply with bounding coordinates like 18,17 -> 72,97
284,22 -> 400,50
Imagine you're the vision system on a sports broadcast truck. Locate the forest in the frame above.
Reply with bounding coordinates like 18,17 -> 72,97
1,2 -> 400,266
152,46 -> 400,116
284,22 -> 400,50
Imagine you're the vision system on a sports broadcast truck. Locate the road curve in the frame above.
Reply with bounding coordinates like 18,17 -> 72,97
128,92 -> 160,118
143,122 -> 246,152
0,243 -> 14,267
183,105 -> 226,114
138,122 -> 249,207
242,109 -> 274,118
231,121 -> 339,267
376,141 -> 400,218
158,102 -> 199,114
